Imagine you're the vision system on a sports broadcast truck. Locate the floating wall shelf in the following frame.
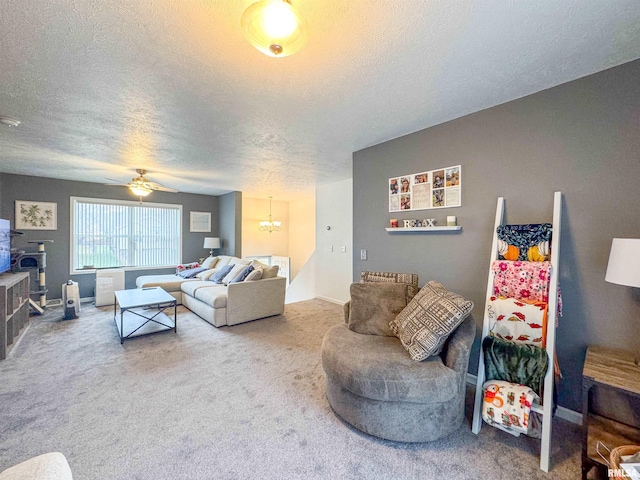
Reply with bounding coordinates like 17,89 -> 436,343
385,226 -> 462,233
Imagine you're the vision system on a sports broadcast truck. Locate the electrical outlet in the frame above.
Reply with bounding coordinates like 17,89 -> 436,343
340,246 -> 346,253
329,245 -> 333,252
360,249 -> 367,260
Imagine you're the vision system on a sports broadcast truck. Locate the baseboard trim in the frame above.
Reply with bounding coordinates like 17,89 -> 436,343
466,373 -> 582,425
315,295 -> 346,306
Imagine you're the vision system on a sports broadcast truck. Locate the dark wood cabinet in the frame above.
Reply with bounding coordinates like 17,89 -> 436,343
582,346 -> 640,479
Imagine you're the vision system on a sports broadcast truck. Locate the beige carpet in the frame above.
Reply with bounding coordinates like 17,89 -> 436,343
0,299 -> 582,479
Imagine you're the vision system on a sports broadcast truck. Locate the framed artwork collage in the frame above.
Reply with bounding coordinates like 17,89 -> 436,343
389,165 -> 461,212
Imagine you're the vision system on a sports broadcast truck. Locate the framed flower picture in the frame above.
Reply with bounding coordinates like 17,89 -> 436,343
15,201 -> 57,230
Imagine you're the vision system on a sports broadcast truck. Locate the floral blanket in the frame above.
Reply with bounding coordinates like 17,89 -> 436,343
487,296 -> 548,347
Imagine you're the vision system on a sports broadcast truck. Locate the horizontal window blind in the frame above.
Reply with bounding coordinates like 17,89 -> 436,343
71,197 -> 181,272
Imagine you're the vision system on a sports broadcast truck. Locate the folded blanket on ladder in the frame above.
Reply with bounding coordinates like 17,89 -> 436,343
483,336 -> 549,396
491,260 -> 563,317
482,336 -> 550,438
482,380 -> 539,437
487,296 -> 548,347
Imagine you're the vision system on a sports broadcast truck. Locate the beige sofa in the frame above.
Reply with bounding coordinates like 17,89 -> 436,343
136,256 -> 286,327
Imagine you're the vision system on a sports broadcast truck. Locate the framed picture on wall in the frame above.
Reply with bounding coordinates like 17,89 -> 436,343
190,211 -> 211,232
15,200 -> 57,230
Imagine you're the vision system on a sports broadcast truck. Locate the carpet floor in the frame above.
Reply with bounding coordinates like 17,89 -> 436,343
0,299 -> 582,479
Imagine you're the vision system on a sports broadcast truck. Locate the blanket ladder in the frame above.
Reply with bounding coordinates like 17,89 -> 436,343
471,191 -> 562,472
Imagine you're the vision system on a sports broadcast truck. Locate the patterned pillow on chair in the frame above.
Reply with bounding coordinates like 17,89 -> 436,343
360,270 -> 419,303
390,281 -> 474,361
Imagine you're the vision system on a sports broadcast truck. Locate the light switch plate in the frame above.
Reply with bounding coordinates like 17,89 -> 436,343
360,249 -> 367,260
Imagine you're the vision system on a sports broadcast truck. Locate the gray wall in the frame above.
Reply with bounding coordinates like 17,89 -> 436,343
0,173 -> 229,299
219,191 -> 242,257
353,59 -> 640,412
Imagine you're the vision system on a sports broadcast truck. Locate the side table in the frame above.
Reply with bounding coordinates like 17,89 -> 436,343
582,345 -> 640,479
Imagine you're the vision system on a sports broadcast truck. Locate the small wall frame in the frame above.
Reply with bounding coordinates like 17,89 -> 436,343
190,211 -> 211,232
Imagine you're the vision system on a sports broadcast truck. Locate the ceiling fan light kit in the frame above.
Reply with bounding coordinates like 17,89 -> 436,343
241,0 -> 308,57
130,185 -> 152,197
105,168 -> 179,198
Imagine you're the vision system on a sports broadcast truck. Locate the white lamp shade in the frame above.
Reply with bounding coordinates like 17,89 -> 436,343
605,238 -> 640,287
203,237 -> 221,249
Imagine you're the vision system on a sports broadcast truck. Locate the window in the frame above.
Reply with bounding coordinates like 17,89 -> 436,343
70,197 -> 182,273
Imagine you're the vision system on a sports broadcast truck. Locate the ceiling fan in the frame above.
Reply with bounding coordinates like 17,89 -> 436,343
105,169 -> 179,197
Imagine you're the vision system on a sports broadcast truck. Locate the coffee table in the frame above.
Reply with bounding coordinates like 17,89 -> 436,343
113,287 -> 177,344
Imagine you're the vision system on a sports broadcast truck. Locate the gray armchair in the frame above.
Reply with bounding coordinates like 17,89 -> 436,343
321,282 -> 475,442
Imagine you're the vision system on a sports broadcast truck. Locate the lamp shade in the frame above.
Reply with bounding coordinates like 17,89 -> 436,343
241,0 -> 308,57
203,237 -> 221,249
605,238 -> 640,287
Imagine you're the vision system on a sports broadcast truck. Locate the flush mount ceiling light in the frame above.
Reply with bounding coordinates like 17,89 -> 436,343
0,116 -> 20,127
241,0 -> 309,57
259,196 -> 282,233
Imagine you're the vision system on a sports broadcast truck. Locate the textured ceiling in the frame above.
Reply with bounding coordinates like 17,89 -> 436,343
0,0 -> 639,200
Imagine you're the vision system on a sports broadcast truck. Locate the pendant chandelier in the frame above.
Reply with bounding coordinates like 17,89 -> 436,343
259,196 -> 282,233
241,0 -> 308,57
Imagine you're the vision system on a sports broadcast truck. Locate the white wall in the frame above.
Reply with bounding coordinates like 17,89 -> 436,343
315,178 -> 353,304
288,194 -> 315,280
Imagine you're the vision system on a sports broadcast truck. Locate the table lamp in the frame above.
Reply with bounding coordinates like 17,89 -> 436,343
605,238 -> 640,288
203,237 -> 221,256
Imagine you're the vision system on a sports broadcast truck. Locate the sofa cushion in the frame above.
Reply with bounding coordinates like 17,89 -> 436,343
361,270 -> 419,304
222,263 -> 248,285
244,266 -> 263,281
176,262 -> 199,274
136,274 -> 197,291
390,281 -> 474,361
250,260 -> 280,279
181,280 -> 220,297
196,268 -> 219,280
229,265 -> 253,283
210,264 -> 234,284
194,285 -> 228,308
201,256 -> 219,269
348,282 -> 408,337
321,324 -> 458,403
215,256 -> 234,268
229,257 -> 251,266
177,266 -> 206,278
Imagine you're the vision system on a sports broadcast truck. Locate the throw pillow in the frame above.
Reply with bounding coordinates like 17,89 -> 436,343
176,262 -> 199,274
348,282 -> 409,337
196,268 -> 219,280
261,265 -> 280,279
390,281 -> 474,361
209,264 -> 234,284
201,256 -> 219,269
360,270 -> 419,303
222,263 -> 248,285
215,256 -> 233,268
244,266 -> 263,281
177,266 -> 206,278
229,258 -> 251,266
229,265 -> 254,284
249,260 -> 279,279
